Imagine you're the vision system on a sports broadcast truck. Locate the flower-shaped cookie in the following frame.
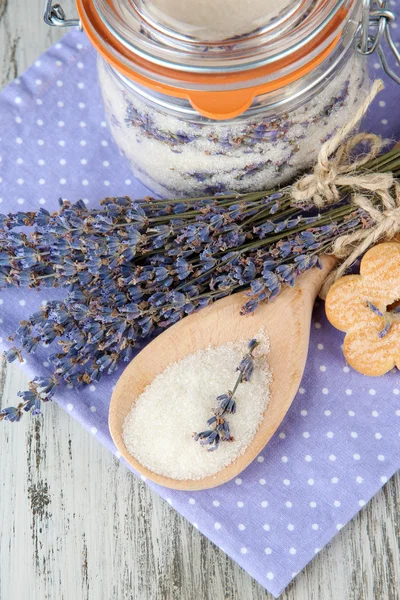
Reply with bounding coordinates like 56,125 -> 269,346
325,242 -> 400,376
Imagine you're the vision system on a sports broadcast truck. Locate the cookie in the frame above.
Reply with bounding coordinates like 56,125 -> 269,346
325,242 -> 400,376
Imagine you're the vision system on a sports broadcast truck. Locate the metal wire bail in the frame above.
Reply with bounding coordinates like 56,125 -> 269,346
43,0 -> 81,28
356,0 -> 400,84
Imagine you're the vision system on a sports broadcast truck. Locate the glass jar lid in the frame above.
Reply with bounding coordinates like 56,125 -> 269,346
85,0 -> 349,71
121,0 -> 308,44
77,0 -> 360,118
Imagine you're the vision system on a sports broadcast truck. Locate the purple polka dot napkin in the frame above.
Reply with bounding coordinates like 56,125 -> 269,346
1,12 -> 400,596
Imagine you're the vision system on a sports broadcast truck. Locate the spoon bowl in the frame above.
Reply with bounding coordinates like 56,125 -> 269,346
109,256 -> 335,490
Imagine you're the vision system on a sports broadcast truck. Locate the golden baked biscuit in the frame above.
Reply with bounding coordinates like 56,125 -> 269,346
325,242 -> 400,376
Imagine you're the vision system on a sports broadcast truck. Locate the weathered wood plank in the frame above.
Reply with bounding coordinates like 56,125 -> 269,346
0,1 -> 399,598
1,359 -> 399,600
0,0 -> 77,88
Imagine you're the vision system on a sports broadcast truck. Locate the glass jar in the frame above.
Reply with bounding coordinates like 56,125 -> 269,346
45,0 -> 400,197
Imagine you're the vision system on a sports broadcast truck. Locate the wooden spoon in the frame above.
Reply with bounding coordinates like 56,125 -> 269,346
109,256 -> 336,491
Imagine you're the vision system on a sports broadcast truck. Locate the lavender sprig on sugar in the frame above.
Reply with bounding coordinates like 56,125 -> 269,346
194,339 -> 259,451
0,144 -> 399,422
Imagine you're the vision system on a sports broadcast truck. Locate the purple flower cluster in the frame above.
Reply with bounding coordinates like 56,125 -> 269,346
0,185 -> 374,421
125,101 -> 198,151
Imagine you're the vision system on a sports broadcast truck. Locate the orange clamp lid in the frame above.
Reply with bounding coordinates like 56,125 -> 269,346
77,0 -> 348,120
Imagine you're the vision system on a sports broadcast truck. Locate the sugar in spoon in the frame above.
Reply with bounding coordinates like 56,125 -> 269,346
109,255 -> 335,490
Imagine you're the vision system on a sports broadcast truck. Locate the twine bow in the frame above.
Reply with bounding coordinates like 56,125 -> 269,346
319,183 -> 400,298
291,79 -> 400,298
292,80 -> 392,207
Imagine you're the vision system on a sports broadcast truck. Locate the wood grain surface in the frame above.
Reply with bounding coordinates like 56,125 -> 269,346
0,1 -> 399,599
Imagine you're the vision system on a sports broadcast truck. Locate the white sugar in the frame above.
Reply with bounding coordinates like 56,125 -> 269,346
122,331 -> 272,480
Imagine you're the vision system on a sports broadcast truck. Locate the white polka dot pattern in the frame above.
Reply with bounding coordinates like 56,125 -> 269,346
0,25 -> 399,599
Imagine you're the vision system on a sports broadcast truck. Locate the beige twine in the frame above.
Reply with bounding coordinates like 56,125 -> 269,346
290,79 -> 400,299
319,183 -> 400,298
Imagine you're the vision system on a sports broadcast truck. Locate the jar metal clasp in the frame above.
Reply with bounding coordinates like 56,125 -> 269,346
43,0 -> 400,85
356,0 -> 400,84
43,0 -> 81,29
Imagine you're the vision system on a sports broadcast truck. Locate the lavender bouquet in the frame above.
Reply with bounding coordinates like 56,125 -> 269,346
0,147 -> 399,422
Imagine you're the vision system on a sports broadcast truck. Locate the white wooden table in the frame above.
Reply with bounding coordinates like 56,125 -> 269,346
0,2 -> 399,598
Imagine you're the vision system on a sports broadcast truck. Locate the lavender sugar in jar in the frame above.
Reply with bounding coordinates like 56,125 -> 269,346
98,54 -> 366,196
63,0 -> 399,196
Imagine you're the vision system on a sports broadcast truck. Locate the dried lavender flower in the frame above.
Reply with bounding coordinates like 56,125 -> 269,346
366,301 -> 383,317
379,320 -> 392,338
366,302 -> 395,338
194,338 -> 259,451
0,144 -> 399,422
